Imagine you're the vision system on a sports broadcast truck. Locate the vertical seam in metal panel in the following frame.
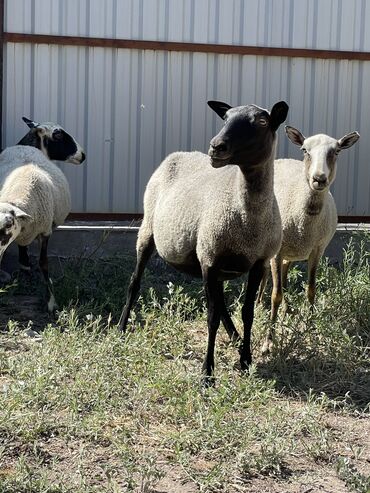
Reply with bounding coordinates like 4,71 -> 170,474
83,0 -> 91,211
284,0 -> 294,157
211,0 -> 220,137
352,0 -> 366,214
30,0 -> 35,118
237,0 -> 244,105
308,0 -> 318,135
57,0 -> 63,124
109,0 -> 117,211
261,0 -> 269,105
161,0 -> 169,159
186,0 -> 195,151
134,0 -> 144,210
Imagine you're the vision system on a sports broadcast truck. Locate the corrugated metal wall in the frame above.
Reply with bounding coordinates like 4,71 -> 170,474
3,0 -> 370,215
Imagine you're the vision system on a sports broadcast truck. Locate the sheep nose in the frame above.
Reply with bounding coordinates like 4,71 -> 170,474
209,138 -> 229,155
313,173 -> 327,184
5,216 -> 13,228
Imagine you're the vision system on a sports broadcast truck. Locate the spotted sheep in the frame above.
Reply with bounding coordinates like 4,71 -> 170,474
118,100 -> 289,384
258,126 -> 360,355
0,117 -> 86,312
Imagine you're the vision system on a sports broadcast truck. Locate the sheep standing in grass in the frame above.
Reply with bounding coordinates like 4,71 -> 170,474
260,126 -> 360,355
0,117 -> 85,311
119,100 -> 289,383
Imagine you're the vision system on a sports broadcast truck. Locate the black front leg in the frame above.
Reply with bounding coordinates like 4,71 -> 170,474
202,268 -> 223,385
18,245 -> 31,271
240,259 -> 265,371
39,235 -> 57,313
217,281 -> 241,344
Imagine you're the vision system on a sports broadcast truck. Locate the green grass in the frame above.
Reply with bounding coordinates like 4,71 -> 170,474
0,235 -> 369,492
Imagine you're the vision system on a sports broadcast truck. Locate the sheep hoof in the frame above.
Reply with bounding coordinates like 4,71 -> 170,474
47,294 -> 58,314
261,338 -> 273,356
0,269 -> 12,284
201,374 -> 216,388
240,357 -> 251,372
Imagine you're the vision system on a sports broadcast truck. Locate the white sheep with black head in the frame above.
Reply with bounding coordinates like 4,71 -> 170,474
118,100 -> 289,384
0,117 -> 85,312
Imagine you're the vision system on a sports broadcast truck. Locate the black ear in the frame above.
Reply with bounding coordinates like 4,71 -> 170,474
269,101 -> 289,131
22,117 -> 39,129
285,125 -> 305,146
207,101 -> 232,120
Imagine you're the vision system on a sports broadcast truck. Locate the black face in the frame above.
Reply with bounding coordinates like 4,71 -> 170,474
207,101 -> 289,169
43,129 -> 79,161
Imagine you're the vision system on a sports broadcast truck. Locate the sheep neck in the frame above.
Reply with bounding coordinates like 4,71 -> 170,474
17,131 -> 41,150
236,159 -> 274,206
304,183 -> 328,216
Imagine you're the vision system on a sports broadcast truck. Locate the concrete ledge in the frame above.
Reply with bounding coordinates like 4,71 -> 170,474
2,221 -> 369,274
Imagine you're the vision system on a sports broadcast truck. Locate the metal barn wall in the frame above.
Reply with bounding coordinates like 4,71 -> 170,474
3,0 -> 370,216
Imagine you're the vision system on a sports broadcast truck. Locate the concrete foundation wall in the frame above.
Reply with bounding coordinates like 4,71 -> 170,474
2,223 -> 369,276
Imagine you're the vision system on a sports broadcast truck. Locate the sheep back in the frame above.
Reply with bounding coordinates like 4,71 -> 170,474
0,146 -> 71,245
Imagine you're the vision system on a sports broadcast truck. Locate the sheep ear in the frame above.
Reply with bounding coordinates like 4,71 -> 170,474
269,101 -> 289,131
285,126 -> 305,146
12,206 -> 32,221
22,116 -> 39,129
338,131 -> 360,150
207,101 -> 232,120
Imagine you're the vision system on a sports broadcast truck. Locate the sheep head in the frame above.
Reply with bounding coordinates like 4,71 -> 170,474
19,118 -> 86,165
207,100 -> 288,169
0,203 -> 31,256
285,126 -> 360,192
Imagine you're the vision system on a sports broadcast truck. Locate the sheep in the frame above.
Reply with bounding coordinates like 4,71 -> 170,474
259,126 -> 360,355
0,117 -> 86,312
118,100 -> 289,383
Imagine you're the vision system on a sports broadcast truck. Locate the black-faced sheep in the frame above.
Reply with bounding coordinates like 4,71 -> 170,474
118,100 -> 289,383
0,117 -> 85,312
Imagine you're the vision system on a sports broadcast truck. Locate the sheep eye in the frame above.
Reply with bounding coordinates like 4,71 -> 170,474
259,117 -> 268,127
53,129 -> 63,140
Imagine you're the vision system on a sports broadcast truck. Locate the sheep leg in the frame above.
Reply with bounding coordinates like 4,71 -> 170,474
256,263 -> 270,304
202,268 -> 223,385
18,245 -> 31,271
281,260 -> 290,289
39,235 -> 57,313
307,249 -> 321,307
118,235 -> 155,332
218,281 -> 242,344
240,259 -> 264,371
261,255 -> 283,355
280,259 -> 291,314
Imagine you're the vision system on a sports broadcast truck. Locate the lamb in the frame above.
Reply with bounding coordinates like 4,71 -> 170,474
259,126 -> 360,355
118,100 -> 289,383
0,117 -> 85,312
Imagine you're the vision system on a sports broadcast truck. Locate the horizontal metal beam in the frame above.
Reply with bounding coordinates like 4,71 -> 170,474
67,213 -> 370,224
4,32 -> 370,61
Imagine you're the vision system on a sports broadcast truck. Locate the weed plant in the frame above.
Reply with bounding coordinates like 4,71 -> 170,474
0,235 -> 369,491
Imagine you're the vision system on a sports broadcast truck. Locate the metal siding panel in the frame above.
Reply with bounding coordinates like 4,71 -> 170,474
5,0 -> 32,33
3,2 -> 370,215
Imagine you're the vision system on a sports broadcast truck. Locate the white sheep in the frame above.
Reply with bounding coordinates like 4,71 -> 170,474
0,117 -> 85,312
118,100 -> 289,383
259,126 -> 360,354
